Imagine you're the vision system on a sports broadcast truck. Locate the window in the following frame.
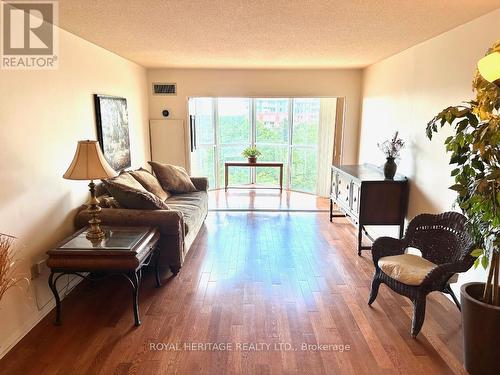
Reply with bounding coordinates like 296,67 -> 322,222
217,98 -> 251,186
190,98 -> 216,188
190,97 -> 327,193
290,98 -> 320,193
255,98 -> 290,186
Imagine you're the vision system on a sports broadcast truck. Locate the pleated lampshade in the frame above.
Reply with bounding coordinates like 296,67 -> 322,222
63,140 -> 117,180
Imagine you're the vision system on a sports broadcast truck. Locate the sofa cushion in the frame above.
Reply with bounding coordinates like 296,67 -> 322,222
129,168 -> 170,201
378,254 -> 438,286
149,161 -> 197,194
103,173 -> 169,210
167,192 -> 207,235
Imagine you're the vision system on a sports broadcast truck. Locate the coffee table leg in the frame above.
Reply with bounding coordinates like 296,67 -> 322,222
48,272 -> 62,325
127,271 -> 141,326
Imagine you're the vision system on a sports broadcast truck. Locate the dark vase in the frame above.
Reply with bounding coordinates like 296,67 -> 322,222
383,157 -> 397,179
461,282 -> 500,375
248,157 -> 257,164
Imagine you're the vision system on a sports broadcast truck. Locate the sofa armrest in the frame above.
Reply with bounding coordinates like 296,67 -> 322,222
190,177 -> 209,191
75,206 -> 183,233
75,207 -> 186,269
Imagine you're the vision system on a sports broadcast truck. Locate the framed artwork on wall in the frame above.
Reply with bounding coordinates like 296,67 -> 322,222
94,94 -> 131,171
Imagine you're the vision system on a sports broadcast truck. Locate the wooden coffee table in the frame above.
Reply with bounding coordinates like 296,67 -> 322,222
46,226 -> 160,326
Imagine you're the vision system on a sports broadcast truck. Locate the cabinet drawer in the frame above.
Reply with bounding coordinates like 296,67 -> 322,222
331,170 -> 338,197
351,182 -> 360,215
337,173 -> 351,208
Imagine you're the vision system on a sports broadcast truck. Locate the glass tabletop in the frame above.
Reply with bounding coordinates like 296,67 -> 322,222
60,227 -> 150,250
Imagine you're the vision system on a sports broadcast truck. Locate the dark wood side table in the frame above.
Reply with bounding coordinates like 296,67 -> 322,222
224,161 -> 284,191
46,226 -> 160,327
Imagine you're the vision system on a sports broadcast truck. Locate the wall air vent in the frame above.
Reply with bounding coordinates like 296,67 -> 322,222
152,83 -> 177,95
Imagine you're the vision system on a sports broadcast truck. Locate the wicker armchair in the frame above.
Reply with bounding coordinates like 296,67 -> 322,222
368,212 -> 475,337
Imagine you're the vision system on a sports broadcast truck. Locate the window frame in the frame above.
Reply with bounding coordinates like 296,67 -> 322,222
190,97 -> 321,192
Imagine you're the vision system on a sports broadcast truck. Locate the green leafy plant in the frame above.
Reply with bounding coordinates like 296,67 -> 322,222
426,41 -> 500,306
242,146 -> 262,159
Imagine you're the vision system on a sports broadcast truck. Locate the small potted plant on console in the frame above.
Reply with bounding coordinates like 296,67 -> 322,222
242,146 -> 262,164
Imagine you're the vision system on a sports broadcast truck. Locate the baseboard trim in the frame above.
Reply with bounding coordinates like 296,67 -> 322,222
208,208 -> 328,213
0,274 -> 83,360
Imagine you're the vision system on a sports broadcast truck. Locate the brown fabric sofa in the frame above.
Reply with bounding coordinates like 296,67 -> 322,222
75,177 -> 208,275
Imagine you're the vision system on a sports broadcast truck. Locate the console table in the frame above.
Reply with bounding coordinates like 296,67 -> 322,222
46,226 -> 160,326
224,161 -> 283,190
330,164 -> 409,255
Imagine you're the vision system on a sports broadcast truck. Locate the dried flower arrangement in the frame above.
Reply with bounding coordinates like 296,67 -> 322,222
0,233 -> 29,304
377,131 -> 405,159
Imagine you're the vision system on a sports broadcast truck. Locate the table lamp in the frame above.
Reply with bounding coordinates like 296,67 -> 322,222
63,140 -> 117,240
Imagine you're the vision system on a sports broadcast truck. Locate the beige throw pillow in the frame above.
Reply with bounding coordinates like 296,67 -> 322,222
103,172 -> 169,210
130,168 -> 170,201
148,161 -> 197,194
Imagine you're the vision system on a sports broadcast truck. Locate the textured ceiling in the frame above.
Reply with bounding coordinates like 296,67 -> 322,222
58,0 -> 500,69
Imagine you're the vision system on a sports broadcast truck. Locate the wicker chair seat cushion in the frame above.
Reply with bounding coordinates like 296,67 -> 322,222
378,254 -> 438,286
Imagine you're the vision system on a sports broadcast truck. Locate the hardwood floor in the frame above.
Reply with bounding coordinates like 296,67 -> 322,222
0,213 -> 466,374
208,188 -> 330,211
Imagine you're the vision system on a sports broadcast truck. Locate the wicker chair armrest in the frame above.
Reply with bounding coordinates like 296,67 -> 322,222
372,237 -> 407,266
421,260 -> 471,288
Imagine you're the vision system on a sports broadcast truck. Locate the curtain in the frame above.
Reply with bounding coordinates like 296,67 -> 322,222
316,98 -> 337,197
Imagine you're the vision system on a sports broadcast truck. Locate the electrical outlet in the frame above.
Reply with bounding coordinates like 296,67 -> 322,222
31,258 -> 48,279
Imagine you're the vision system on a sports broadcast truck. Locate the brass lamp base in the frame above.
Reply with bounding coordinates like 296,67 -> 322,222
86,180 -> 106,241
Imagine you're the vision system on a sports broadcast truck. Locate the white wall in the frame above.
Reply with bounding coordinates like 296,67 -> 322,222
0,28 -> 150,358
147,68 -> 363,169
358,9 -> 500,295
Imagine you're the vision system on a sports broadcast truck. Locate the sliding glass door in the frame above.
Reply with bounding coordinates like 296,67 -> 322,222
255,98 -> 290,186
190,97 -> 328,193
217,98 -> 251,187
190,98 -> 216,188
290,99 -> 320,193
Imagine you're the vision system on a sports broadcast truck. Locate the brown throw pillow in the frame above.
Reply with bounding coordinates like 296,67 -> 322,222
103,172 -> 169,210
129,168 -> 170,201
148,161 -> 197,194
106,172 -> 149,192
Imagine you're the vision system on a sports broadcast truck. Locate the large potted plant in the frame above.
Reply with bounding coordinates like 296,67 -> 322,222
426,41 -> 499,374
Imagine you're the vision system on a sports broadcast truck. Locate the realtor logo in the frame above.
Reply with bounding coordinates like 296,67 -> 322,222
1,0 -> 59,69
